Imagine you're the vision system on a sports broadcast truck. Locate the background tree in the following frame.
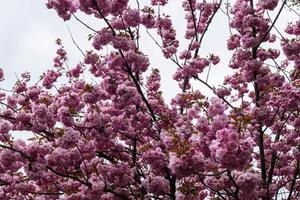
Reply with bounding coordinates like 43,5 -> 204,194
0,0 -> 300,199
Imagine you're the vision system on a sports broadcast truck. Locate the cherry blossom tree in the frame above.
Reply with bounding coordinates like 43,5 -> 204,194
0,0 -> 300,199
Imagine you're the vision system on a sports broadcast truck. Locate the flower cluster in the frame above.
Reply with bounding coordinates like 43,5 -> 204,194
0,0 -> 299,199
157,16 -> 179,58
46,0 -> 78,21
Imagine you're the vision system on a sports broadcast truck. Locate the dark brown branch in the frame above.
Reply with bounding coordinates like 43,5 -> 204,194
67,26 -> 85,57
267,110 -> 291,197
96,151 -> 117,163
46,166 -> 92,188
165,168 -> 176,200
287,160 -> 300,200
255,0 -> 287,49
182,0 -> 222,112
125,66 -> 157,122
93,1 -> 116,36
72,14 -> 97,33
104,188 -> 131,200
249,0 -> 267,196
200,178 -> 227,200
93,3 -> 157,122
188,0 -> 199,41
227,170 -> 240,199
25,190 -> 63,196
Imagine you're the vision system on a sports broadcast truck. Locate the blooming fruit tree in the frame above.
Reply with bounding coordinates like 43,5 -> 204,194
1,0 -> 300,199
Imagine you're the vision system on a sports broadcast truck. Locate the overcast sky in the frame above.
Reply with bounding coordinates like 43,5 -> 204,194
0,1 -> 296,103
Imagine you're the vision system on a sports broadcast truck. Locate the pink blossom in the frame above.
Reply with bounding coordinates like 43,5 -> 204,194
92,28 -> 113,50
143,176 -> 169,195
258,0 -> 279,10
46,0 -> 78,21
123,8 -> 141,27
151,0 -> 168,6
0,120 -> 13,134
0,68 -> 4,81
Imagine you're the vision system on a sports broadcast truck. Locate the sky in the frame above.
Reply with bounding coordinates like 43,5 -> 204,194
0,1 -> 232,102
0,1 -> 296,103
0,1 -> 94,87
